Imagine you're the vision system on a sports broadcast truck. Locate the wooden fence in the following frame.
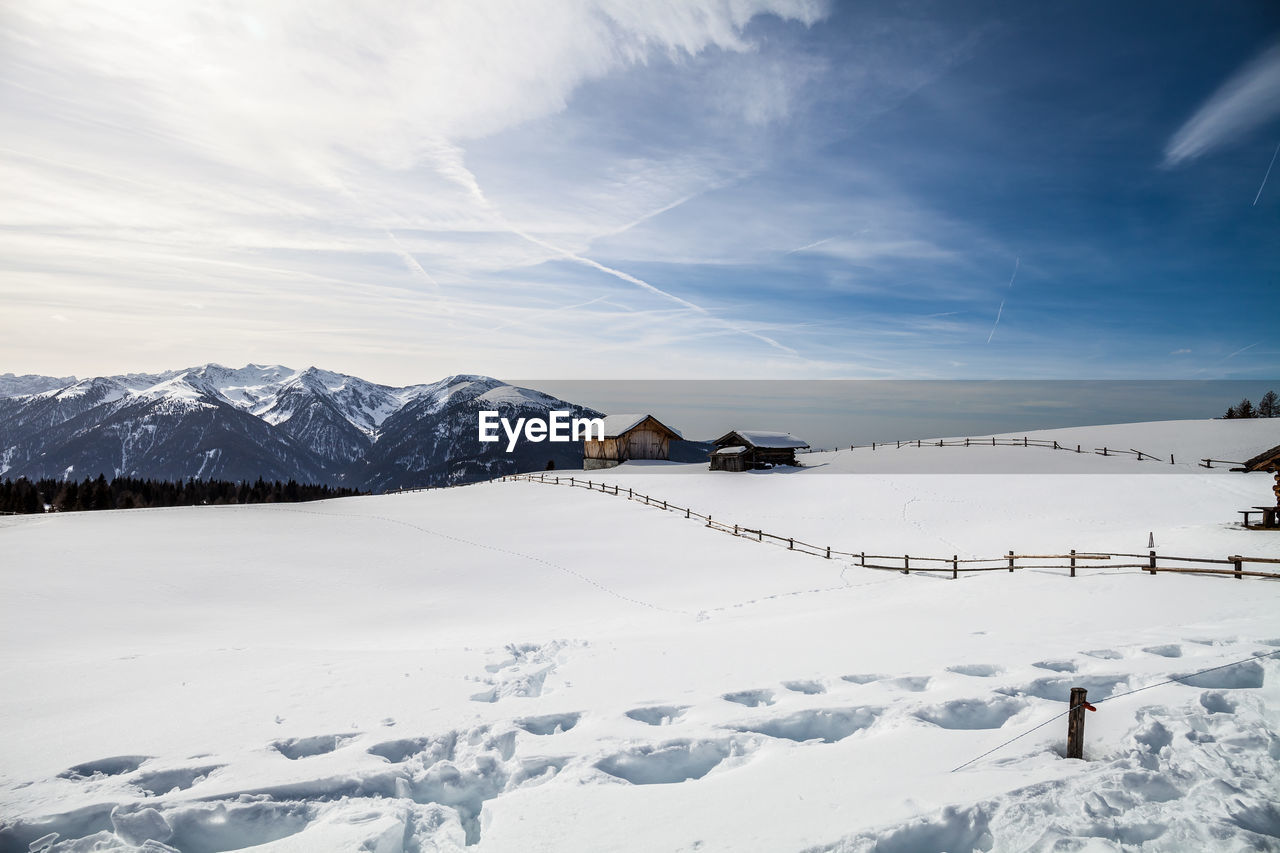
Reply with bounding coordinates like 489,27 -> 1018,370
500,472 -> 1280,581
837,435 -> 1187,464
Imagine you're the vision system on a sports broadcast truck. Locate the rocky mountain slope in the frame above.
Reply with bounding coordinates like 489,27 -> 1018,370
0,365 -> 604,490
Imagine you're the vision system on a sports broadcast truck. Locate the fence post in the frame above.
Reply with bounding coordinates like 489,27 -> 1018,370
1023,436 -> 1027,447
1070,549 -> 1076,578
903,554 -> 910,574
1231,555 -> 1242,579
685,507 -> 690,519
734,524 -> 739,536
965,438 -> 970,447
952,554 -> 958,579
628,488 -> 632,499
1067,687 -> 1089,759
788,538 -> 794,550
860,552 -> 866,566
916,439 -> 921,448
1170,454 -> 1175,465
707,515 -> 712,528
1148,550 -> 1157,575
826,546 -> 831,559
1076,445 -> 1081,453
570,477 -> 575,486
1008,551 -> 1015,572
662,500 -> 667,510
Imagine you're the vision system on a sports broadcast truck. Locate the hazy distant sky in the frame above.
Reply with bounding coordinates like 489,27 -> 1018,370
2,1 -> 1277,385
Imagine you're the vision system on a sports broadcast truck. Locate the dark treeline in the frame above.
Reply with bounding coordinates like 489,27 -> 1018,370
1223,390 -> 1277,419
0,475 -> 366,515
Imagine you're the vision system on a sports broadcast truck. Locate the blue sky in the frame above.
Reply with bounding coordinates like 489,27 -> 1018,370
1,0 -> 1276,384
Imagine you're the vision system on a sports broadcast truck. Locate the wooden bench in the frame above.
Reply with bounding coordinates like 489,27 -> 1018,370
1240,506 -> 1280,529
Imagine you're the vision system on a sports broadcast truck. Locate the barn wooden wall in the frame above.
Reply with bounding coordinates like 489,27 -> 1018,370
624,427 -> 669,460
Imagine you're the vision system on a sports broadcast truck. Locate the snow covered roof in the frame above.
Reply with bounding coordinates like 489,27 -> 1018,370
600,414 -> 683,439
1242,443 -> 1280,472
715,430 -> 809,449
712,445 -> 747,455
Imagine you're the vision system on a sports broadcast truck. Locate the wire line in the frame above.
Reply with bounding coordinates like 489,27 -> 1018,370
950,647 -> 1280,772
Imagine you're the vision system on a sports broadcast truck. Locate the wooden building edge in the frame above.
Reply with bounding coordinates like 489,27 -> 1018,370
583,414 -> 683,470
710,430 -> 809,471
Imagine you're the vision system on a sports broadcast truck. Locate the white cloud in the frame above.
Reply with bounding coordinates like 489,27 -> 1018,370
0,0 -> 832,376
1164,41 -> 1280,167
1,0 -> 1078,382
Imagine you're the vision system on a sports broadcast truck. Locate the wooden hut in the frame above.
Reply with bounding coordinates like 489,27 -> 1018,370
1242,443 -> 1280,474
583,414 -> 682,470
1239,443 -> 1280,528
710,430 -> 809,471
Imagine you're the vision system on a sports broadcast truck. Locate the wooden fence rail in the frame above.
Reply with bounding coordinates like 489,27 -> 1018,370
839,436 -> 1180,464
1200,458 -> 1246,469
501,472 -> 1280,581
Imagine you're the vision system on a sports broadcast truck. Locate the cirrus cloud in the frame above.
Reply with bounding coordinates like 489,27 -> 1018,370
1164,41 -> 1280,167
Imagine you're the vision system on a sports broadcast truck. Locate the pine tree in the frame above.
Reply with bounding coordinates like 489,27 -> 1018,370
1235,398 -> 1255,419
1259,390 -> 1278,418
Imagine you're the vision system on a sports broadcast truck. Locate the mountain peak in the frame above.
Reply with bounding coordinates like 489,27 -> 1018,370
0,373 -> 79,398
0,364 -> 599,489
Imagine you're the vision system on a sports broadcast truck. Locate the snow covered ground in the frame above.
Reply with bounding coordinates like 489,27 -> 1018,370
1,419 -> 1279,852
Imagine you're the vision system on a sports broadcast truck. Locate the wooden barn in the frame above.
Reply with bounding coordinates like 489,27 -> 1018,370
583,414 -> 682,470
710,430 -> 809,471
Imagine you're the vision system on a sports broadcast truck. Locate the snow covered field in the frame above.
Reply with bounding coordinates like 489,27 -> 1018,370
2,420 -> 1279,852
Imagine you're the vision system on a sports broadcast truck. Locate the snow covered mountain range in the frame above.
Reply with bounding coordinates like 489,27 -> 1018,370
0,365 -> 601,490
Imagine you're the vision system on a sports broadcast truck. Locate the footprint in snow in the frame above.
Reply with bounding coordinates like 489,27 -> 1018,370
945,664 -> 1002,677
132,765 -> 224,796
999,675 -> 1128,702
625,705 -> 688,726
887,676 -> 931,692
272,734 -> 358,760
1032,660 -> 1077,673
58,755 -> 150,780
722,689 -> 775,707
914,698 -> 1026,730
781,680 -> 826,694
515,712 -> 581,735
840,674 -> 886,685
731,707 -> 881,743
595,738 -> 741,785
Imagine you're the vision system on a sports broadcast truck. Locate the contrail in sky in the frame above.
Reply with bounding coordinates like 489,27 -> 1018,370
1224,341 -> 1259,360
428,145 -> 799,357
1253,141 -> 1279,206
386,230 -> 438,288
986,256 -> 1019,344
386,229 -> 453,315
512,226 -> 798,356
